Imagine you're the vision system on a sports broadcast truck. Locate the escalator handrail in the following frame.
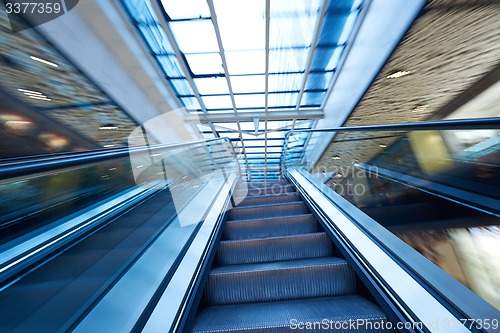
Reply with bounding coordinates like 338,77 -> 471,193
279,116 -> 500,175
287,167 -> 500,333
0,137 -> 239,184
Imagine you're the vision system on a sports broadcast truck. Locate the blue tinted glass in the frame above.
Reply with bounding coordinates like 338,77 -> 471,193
181,97 -> 202,110
301,92 -> 325,106
269,48 -> 308,73
170,79 -> 194,96
305,72 -> 333,90
156,55 -> 185,78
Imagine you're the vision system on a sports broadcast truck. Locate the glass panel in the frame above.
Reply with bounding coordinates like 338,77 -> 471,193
266,131 -> 286,139
234,94 -> 265,109
289,127 -> 500,310
338,12 -> 359,45
138,24 -> 175,54
269,48 -> 309,73
170,79 -> 194,96
268,73 -> 303,92
185,53 -> 224,75
214,0 -> 266,51
207,110 -> 234,113
201,95 -> 233,109
301,91 -> 325,106
270,16 -> 317,49
169,20 -> 220,53
268,92 -> 299,107
230,75 -> 265,94
194,77 -> 229,95
238,122 -> 255,131
316,12 -> 350,47
180,97 -> 202,110
311,46 -> 343,72
214,122 -> 239,131
295,120 -> 314,129
220,132 -> 241,139
305,72 -> 333,90
266,120 -> 293,130
160,0 -> 211,19
225,50 -> 266,75
156,55 -> 185,78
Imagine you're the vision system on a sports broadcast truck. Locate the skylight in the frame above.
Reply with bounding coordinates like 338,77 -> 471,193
122,0 -> 367,180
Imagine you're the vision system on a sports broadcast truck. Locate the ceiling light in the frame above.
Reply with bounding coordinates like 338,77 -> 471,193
412,105 -> 429,112
28,95 -> 51,101
387,71 -> 411,79
104,145 -> 115,148
31,56 -> 58,68
379,144 -> 387,148
136,165 -> 144,168
18,89 -> 42,94
332,156 -> 341,160
99,126 -> 118,130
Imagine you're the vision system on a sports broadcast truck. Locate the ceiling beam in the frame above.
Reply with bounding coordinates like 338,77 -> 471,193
206,0 -> 252,181
264,0 -> 270,181
295,0 -> 330,109
150,0 -> 219,138
185,110 -> 323,123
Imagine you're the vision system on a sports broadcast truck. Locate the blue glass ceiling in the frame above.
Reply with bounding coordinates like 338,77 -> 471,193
121,0 -> 366,180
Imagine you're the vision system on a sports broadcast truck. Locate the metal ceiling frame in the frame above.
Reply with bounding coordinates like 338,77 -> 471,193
150,0 -> 335,181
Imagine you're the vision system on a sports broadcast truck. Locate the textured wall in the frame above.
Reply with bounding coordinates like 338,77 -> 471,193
315,0 -> 500,175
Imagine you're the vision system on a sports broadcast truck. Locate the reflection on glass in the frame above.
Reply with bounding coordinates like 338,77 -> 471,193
285,128 -> 500,310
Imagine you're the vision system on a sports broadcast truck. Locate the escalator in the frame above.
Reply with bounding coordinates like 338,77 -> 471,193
191,181 -> 392,332
1,118 -> 499,332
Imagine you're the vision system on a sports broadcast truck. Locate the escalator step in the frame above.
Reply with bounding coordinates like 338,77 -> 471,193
216,232 -> 333,265
238,181 -> 290,190
235,192 -> 300,207
192,294 -> 392,333
234,184 -> 295,197
222,214 -> 317,240
227,202 -> 308,221
205,257 -> 356,305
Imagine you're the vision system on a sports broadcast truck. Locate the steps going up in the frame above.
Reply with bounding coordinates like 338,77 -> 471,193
191,181 -> 394,332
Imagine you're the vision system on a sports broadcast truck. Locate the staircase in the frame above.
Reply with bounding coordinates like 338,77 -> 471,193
191,181 -> 393,332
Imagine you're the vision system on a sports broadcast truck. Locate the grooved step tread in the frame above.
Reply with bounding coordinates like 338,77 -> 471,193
192,295 -> 392,333
216,232 -> 333,265
235,193 -> 300,207
228,202 -> 308,221
223,214 -> 317,240
205,257 -> 356,305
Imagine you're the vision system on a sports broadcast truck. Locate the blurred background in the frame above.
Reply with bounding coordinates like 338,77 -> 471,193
0,0 -> 499,331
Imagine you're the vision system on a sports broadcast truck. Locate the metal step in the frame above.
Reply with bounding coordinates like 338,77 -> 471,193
192,295 -> 392,333
205,257 -> 356,305
216,232 -> 334,265
222,214 -> 318,240
238,181 -> 290,190
234,184 -> 295,197
235,192 -> 300,207
227,202 -> 308,221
